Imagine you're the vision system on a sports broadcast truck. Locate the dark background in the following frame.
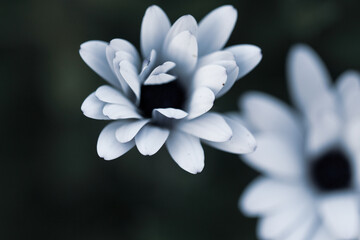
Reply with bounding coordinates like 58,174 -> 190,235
1,0 -> 360,239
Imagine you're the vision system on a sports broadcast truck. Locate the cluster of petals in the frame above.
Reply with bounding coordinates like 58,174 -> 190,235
237,44 -> 360,239
80,5 -> 261,174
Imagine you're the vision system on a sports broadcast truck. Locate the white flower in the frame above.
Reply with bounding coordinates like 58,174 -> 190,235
237,44 -> 360,239
80,5 -> 261,174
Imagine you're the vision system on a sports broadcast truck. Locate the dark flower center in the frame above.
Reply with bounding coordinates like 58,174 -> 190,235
139,80 -> 186,118
309,149 -> 352,192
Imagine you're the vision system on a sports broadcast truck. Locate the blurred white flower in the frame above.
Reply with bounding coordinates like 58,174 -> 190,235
80,5 -> 261,174
237,44 -> 360,239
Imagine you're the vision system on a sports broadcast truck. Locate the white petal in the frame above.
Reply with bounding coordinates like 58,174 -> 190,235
177,112 -> 232,142
152,108 -> 188,120
144,61 -> 176,85
226,44 -> 262,80
140,49 -> 157,81
115,119 -> 150,143
81,92 -> 109,120
198,5 -> 237,56
186,87 -> 215,119
103,104 -> 142,119
336,70 -> 360,121
140,5 -> 171,58
241,177 -> 306,216
79,41 -> 120,87
305,91 -> 341,156
119,60 -> 141,100
97,121 -> 135,160
215,62 -> 239,97
287,44 -> 332,111
243,133 -> 303,179
283,213 -> 317,240
135,125 -> 169,156
318,193 -> 360,239
163,15 -> 197,51
108,38 -> 140,65
165,31 -> 198,77
312,226 -> 336,240
166,131 -> 204,174
193,65 -> 227,95
203,116 -> 256,154
240,92 -> 302,143
258,197 -> 313,239
198,50 -> 239,97
95,85 -> 135,107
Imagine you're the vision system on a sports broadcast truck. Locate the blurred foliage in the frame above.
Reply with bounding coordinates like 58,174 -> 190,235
1,0 -> 360,239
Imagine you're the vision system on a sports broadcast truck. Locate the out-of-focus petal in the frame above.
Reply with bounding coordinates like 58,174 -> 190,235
318,193 -> 359,239
198,5 -> 237,56
166,130 -> 204,174
287,44 -> 332,111
257,196 -> 313,239
240,91 -> 302,143
243,133 -> 303,179
241,177 -> 306,216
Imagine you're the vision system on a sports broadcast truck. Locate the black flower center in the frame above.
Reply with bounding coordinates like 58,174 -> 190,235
139,80 -> 186,118
309,149 -> 352,192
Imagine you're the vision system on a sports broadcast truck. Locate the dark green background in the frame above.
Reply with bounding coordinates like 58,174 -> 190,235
2,0 -> 360,239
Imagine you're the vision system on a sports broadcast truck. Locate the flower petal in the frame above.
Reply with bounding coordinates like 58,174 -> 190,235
79,41 -> 120,88
240,91 -> 302,143
95,85 -> 135,107
203,115 -> 256,154
81,92 -> 109,120
281,212 -> 316,240
152,108 -> 188,120
198,5 -> 237,56
140,5 -> 171,58
258,196 -> 313,240
241,177 -> 306,216
318,193 -> 360,239
135,125 -> 169,156
115,119 -> 150,143
144,61 -> 177,85
243,133 -> 303,179
166,131 -> 204,174
177,112 -> 232,142
287,44 -> 332,111
165,31 -> 198,78
226,44 -> 262,80
193,65 -> 227,95
140,49 -> 157,81
97,121 -> 135,160
119,60 -> 141,101
186,87 -> 215,119
336,70 -> 360,121
163,15 -> 197,51
312,226 -> 336,240
304,90 -> 341,156
103,103 -> 142,119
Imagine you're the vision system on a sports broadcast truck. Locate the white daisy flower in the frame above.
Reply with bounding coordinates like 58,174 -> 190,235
237,44 -> 360,239
80,5 -> 261,174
